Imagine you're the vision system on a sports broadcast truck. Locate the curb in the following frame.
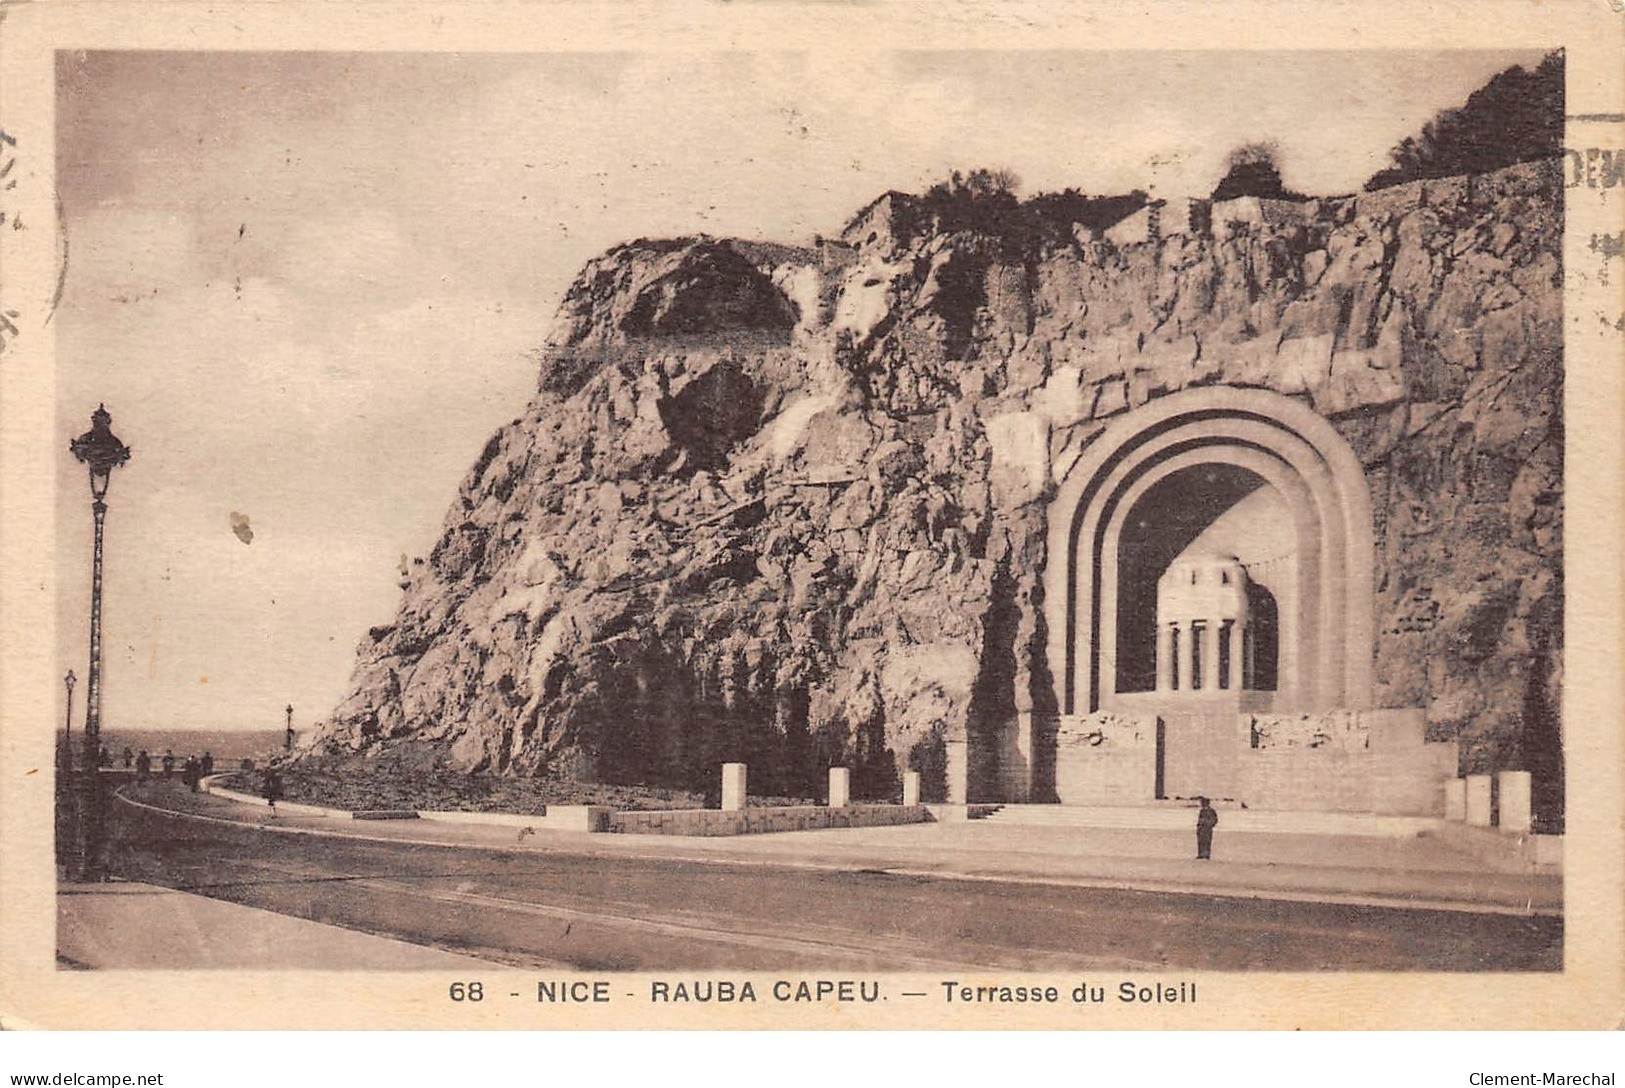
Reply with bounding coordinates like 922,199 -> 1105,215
113,787 -> 1561,919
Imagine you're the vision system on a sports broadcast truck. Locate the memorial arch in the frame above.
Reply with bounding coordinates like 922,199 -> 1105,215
1042,387 -> 1377,795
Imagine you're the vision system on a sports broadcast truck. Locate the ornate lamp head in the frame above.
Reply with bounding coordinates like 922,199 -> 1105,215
69,405 -> 132,500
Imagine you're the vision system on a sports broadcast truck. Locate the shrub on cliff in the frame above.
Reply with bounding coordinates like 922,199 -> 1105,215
1210,142 -> 1309,202
1022,187 -> 1150,239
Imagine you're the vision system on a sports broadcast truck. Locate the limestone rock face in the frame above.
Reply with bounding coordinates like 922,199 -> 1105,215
313,161 -> 1563,794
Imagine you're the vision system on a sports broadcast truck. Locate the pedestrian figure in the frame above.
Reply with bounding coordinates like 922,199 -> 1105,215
1195,796 -> 1219,860
161,749 -> 175,779
183,755 -> 200,792
122,746 -> 133,770
263,765 -> 284,817
135,749 -> 150,780
200,751 -> 214,776
98,744 -> 111,768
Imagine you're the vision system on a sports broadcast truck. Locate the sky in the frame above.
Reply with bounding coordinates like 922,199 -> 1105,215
53,48 -> 1549,732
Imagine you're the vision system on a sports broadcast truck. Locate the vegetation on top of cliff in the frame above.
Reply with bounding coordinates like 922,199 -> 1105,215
1364,50 -> 1563,190
876,167 -> 1148,255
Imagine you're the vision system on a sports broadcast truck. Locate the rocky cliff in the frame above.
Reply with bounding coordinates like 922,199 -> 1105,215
312,160 -> 1563,803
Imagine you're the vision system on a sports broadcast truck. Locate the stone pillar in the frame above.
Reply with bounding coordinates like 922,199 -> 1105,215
1202,622 -> 1221,692
721,762 -> 747,812
1227,621 -> 1246,691
902,771 -> 921,807
1005,712 -> 1033,803
1464,774 -> 1493,827
1156,624 -> 1175,692
1444,778 -> 1467,821
945,739 -> 968,805
1497,771 -> 1533,834
828,767 -> 850,808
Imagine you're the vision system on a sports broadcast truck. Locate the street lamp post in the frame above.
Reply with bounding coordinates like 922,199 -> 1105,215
285,704 -> 294,751
61,669 -> 77,775
70,405 -> 131,881
63,669 -> 76,741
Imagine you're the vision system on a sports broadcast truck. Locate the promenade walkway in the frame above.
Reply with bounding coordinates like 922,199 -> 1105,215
119,783 -> 1562,915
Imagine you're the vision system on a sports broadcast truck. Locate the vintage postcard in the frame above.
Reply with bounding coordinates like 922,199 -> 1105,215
1,0 -> 1621,1032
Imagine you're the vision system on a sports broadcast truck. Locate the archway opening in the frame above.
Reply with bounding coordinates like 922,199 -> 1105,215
1114,464 -> 1280,694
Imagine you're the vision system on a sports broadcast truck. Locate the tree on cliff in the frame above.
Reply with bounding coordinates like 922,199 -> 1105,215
1364,51 -> 1563,190
921,167 -> 1023,235
1210,142 -> 1308,202
918,168 -> 1150,251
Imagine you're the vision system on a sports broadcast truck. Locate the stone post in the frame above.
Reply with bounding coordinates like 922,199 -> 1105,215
902,771 -> 921,807
721,762 -> 747,812
1497,771 -> 1533,834
1444,778 -> 1467,821
827,767 -> 850,808
1464,774 -> 1493,827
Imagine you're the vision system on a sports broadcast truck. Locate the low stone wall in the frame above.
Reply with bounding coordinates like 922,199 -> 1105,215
418,807 -> 611,832
201,776 -> 346,818
607,804 -> 931,837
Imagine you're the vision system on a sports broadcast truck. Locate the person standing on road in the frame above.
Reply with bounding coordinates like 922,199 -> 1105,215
200,751 -> 214,776
1195,796 -> 1219,860
183,755 -> 200,792
161,749 -> 175,779
122,747 -> 133,769
263,765 -> 284,818
135,749 -> 150,779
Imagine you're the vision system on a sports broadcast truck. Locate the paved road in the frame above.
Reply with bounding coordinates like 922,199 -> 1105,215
105,786 -> 1562,972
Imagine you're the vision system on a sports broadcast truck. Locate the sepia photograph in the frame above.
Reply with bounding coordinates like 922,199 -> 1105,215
2,0 -> 1621,1041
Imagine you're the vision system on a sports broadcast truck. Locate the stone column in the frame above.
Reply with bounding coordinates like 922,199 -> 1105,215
828,767 -> 850,808
1243,623 -> 1256,691
1227,621 -> 1246,691
1202,622 -> 1222,692
1497,771 -> 1533,834
902,771 -> 921,807
721,762 -> 747,812
1171,624 -> 1186,692
1465,774 -> 1493,827
1156,623 -> 1175,692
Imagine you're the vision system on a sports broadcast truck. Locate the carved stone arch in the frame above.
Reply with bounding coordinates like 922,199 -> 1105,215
1045,387 -> 1374,716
